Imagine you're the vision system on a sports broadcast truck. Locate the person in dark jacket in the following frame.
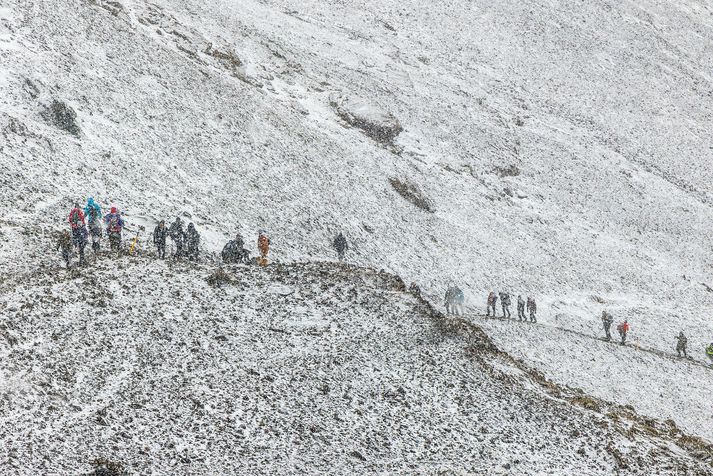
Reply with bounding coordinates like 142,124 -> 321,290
486,291 -> 498,317
185,223 -> 200,261
68,202 -> 88,264
104,207 -> 124,252
333,232 -> 348,261
526,296 -> 537,322
153,221 -> 168,259
602,311 -> 614,341
675,332 -> 688,358
222,233 -> 249,263
500,292 -> 511,318
56,230 -> 72,268
517,295 -> 526,321
168,217 -> 185,259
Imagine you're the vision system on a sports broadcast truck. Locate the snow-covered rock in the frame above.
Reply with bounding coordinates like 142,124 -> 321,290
330,93 -> 403,144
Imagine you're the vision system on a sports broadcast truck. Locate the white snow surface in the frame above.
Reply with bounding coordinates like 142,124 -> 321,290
1,0 -> 713,472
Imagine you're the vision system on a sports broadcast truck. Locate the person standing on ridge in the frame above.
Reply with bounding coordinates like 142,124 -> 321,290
68,203 -> 88,265
517,295 -> 526,321
257,230 -> 270,266
526,296 -> 537,322
486,291 -> 498,317
617,320 -> 630,345
153,220 -> 168,259
104,207 -> 124,252
601,311 -> 614,341
333,232 -> 348,261
56,230 -> 72,268
168,217 -> 185,259
84,198 -> 103,253
675,331 -> 688,358
185,223 -> 200,261
500,292 -> 511,318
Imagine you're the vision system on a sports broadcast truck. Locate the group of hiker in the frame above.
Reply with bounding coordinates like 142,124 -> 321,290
56,199 -> 713,366
485,291 -> 537,323
58,199 -> 350,269
601,311 -> 713,364
443,289 -> 537,322
59,200 -> 125,267
153,218 -> 201,261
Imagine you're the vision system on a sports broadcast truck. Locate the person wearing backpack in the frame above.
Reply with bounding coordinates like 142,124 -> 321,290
617,320 -> 630,345
168,217 -> 185,259
486,291 -> 498,317
601,311 -> 614,341
56,230 -> 73,268
68,203 -> 85,230
185,223 -> 200,261
675,332 -> 688,358
257,230 -> 270,266
84,198 -> 103,253
104,207 -> 124,252
68,203 -> 88,265
517,295 -> 526,321
153,221 -> 168,259
333,232 -> 348,261
526,297 -> 537,322
500,292 -> 512,318
222,233 -> 249,264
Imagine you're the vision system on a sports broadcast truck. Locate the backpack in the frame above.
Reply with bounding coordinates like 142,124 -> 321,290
108,215 -> 120,233
70,209 -> 81,227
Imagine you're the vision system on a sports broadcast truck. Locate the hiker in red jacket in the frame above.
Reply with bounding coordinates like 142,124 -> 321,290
617,320 -> 630,345
68,203 -> 85,229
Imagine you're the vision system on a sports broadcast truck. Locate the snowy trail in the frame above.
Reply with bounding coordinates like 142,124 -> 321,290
465,311 -> 713,372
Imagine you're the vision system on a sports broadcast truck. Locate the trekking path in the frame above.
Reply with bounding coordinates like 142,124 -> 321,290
2,255 -> 713,474
464,310 -> 713,444
465,311 -> 713,372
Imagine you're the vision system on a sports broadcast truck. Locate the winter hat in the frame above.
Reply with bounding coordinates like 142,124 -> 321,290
110,207 -> 117,214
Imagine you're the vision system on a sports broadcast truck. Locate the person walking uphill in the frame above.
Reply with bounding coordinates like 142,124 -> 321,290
153,221 -> 168,259
333,232 -> 348,262
68,203 -> 88,265
526,296 -> 537,322
257,230 -> 270,266
104,207 -> 124,252
56,230 -> 72,268
84,198 -> 102,253
185,223 -> 200,261
617,320 -> 630,345
601,311 -> 614,341
675,332 -> 688,358
517,295 -> 526,321
486,291 -> 498,317
168,217 -> 185,259
500,292 -> 511,318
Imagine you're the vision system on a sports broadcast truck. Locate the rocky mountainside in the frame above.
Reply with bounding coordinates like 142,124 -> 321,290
1,253 -> 712,474
2,0 -> 713,471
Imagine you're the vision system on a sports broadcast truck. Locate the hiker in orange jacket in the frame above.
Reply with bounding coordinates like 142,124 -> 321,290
257,230 -> 270,266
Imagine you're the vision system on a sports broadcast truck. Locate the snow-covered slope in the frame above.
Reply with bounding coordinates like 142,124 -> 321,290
2,0 -> 713,464
1,253 -> 712,474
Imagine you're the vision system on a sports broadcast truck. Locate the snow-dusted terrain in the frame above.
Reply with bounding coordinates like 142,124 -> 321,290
2,0 -> 713,473
1,249 -> 712,474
